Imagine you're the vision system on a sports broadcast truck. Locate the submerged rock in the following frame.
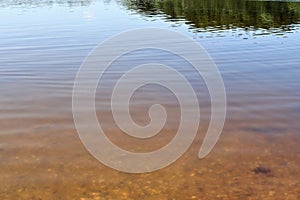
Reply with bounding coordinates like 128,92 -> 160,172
252,164 -> 271,174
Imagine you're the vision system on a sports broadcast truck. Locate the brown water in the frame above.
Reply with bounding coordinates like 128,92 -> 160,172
1,0 -> 300,199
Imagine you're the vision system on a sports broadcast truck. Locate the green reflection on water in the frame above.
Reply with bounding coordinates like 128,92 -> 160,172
124,0 -> 300,32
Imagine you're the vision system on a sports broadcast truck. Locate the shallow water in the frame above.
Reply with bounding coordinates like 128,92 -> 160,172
0,0 -> 300,199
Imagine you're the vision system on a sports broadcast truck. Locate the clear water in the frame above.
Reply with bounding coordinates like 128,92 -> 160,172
0,0 -> 300,199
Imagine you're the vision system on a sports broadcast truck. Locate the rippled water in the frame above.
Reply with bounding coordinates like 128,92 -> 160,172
0,0 -> 300,199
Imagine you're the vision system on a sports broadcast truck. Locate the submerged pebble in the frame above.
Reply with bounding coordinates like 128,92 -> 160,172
252,165 -> 271,174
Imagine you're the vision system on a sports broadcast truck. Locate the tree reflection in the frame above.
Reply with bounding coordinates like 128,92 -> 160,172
124,0 -> 300,31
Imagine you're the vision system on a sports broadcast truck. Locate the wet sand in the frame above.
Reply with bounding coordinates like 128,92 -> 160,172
0,113 -> 299,199
0,70 -> 299,200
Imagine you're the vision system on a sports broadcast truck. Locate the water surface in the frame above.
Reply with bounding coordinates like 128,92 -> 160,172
0,0 -> 300,199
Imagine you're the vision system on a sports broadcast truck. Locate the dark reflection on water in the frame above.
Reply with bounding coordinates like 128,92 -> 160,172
124,0 -> 300,35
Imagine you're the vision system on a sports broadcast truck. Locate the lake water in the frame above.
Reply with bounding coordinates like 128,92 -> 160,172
0,0 -> 300,199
